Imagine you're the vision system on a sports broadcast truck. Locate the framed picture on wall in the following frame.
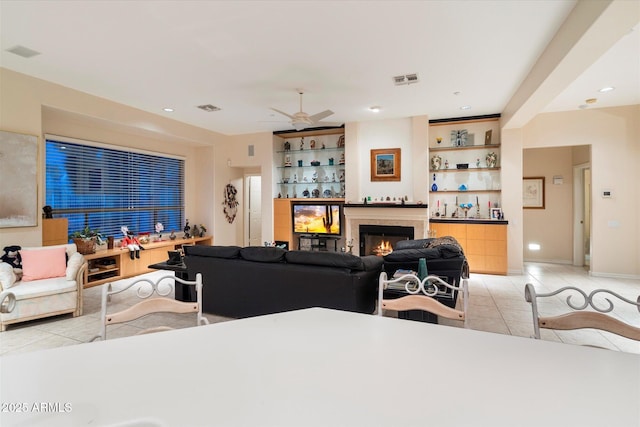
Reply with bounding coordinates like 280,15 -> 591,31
523,177 -> 545,209
370,148 -> 401,181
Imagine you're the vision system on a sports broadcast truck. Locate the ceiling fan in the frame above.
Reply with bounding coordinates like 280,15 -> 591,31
271,90 -> 341,131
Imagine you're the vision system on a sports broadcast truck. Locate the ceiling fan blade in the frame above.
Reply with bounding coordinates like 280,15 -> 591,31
270,108 -> 295,119
308,110 -> 334,123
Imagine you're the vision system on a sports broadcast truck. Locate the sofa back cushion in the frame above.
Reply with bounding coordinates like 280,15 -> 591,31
184,245 -> 241,259
240,247 -> 286,263
285,251 -> 364,271
20,246 -> 67,282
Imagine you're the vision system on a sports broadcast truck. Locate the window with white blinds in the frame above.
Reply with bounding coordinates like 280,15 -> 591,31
45,138 -> 185,241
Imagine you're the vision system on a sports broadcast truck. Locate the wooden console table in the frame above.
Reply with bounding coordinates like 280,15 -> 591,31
82,236 -> 212,288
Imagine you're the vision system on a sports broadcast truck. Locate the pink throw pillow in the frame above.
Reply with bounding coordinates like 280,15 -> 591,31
20,247 -> 67,282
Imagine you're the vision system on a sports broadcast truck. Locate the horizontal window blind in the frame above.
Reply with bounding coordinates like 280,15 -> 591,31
45,138 -> 184,240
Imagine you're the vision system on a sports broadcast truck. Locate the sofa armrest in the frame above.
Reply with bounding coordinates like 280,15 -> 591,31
360,255 -> 384,272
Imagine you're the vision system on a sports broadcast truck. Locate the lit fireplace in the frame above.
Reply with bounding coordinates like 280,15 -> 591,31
359,225 -> 414,256
373,240 -> 393,256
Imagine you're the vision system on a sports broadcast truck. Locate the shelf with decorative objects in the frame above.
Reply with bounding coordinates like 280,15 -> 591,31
428,115 -> 502,220
274,127 -> 345,200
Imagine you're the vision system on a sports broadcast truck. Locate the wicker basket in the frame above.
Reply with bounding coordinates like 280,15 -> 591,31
73,237 -> 96,255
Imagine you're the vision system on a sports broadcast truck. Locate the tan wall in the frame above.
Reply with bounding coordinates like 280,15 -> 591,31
523,146 -> 574,263
521,105 -> 640,277
0,68 -> 227,249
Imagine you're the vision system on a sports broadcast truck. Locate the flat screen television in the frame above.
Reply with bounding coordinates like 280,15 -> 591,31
292,203 -> 341,236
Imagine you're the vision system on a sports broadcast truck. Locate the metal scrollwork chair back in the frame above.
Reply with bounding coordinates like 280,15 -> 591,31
378,272 -> 468,327
524,284 -> 640,341
93,273 -> 208,341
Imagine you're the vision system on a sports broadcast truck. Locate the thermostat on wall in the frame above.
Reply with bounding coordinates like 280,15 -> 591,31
602,189 -> 612,198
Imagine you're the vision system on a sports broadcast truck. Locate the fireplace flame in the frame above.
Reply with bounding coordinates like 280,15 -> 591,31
373,240 -> 393,256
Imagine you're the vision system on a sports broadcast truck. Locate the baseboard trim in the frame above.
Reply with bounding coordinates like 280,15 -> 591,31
523,258 -> 573,265
589,271 -> 640,280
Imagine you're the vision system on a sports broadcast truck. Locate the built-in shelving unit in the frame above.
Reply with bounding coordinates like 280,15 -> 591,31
428,116 -> 502,219
273,127 -> 345,200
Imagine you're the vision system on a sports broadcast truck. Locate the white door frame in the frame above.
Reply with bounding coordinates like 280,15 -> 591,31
243,173 -> 262,247
572,162 -> 591,267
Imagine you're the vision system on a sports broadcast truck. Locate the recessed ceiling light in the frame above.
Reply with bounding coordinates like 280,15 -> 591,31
598,86 -> 615,93
163,107 -> 174,112
460,105 -> 471,110
578,104 -> 588,109
585,98 -> 597,104
369,106 -> 382,113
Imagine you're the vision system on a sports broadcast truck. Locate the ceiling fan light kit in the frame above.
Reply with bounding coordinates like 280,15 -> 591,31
271,91 -> 341,131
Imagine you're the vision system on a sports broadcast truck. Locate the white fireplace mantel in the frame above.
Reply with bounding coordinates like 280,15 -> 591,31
344,204 -> 430,256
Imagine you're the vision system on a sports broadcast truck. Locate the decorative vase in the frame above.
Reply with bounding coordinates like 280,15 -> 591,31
431,174 -> 438,192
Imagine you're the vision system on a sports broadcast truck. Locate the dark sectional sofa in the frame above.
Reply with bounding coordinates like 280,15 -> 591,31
183,245 -> 384,318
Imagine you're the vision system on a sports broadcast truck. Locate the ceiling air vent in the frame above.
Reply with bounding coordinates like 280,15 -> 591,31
393,73 -> 419,86
393,75 -> 406,85
197,104 -> 221,112
6,45 -> 41,58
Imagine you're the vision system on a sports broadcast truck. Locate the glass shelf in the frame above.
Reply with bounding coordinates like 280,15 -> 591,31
278,163 -> 345,170
276,147 -> 344,154
430,189 -> 501,194
431,167 -> 500,172
430,143 -> 501,152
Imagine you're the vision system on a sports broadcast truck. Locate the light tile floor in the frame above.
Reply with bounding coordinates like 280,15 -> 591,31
1,262 -> 638,356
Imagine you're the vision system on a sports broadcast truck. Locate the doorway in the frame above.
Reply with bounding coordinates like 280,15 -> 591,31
573,163 -> 591,268
244,174 -> 262,247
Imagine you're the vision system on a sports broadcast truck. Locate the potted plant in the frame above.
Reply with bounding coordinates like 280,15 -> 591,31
69,226 -> 104,254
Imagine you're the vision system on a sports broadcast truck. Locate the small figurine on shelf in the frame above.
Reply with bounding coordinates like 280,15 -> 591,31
476,158 -> 481,168
284,140 -> 291,151
312,171 -> 318,183
339,153 -> 345,165
199,224 -> 207,237
284,155 -> 291,167
332,172 -> 336,182
120,226 -> 144,260
444,159 -> 449,169
300,137 -> 304,150
192,224 -> 200,239
337,135 -> 345,147
155,222 -> 164,241
310,139 -> 316,149
293,174 -> 298,183
321,142 -> 325,149
169,231 -> 176,240
183,219 -> 191,238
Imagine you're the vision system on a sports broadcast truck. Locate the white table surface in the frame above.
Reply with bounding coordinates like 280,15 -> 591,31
1,308 -> 639,427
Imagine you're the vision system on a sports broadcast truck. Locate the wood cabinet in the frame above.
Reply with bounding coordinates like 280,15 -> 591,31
274,128 -> 345,199
82,236 -> 213,288
430,221 -> 507,275
42,218 -> 69,246
273,198 -> 344,250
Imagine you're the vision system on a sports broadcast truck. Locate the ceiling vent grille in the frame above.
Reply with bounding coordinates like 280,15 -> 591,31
197,104 -> 221,112
393,73 -> 419,86
6,45 -> 41,58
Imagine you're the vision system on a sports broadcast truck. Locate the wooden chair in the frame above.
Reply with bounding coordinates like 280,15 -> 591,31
524,283 -> 640,341
378,272 -> 468,327
94,273 -> 209,341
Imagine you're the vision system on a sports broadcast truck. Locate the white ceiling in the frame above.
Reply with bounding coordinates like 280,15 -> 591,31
1,1 -> 638,136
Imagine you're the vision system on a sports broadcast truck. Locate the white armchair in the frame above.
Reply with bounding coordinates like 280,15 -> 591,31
0,243 -> 86,331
